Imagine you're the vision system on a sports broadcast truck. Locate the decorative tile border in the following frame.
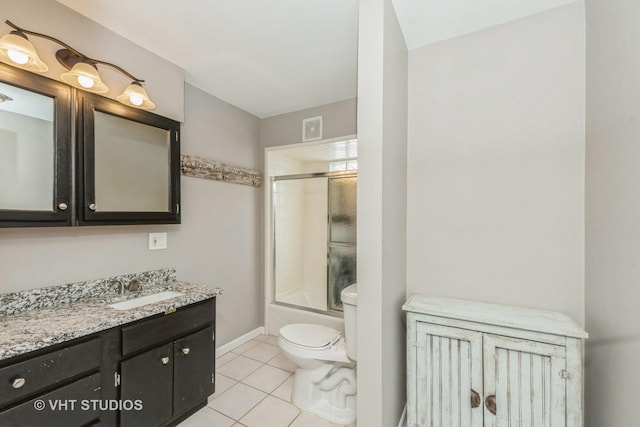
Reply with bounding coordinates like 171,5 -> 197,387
0,268 -> 177,316
180,153 -> 262,187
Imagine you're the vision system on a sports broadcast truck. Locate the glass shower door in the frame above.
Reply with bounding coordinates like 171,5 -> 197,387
272,172 -> 357,314
273,177 -> 329,311
328,175 -> 357,310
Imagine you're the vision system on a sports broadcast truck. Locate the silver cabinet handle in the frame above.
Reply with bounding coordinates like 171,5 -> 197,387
88,203 -> 97,211
161,357 -> 170,365
58,202 -> 68,211
181,347 -> 190,355
12,378 -> 25,389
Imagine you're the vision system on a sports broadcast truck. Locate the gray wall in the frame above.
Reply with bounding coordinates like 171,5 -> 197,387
0,1 -> 262,347
356,0 -> 408,425
0,84 -> 262,348
259,98 -> 356,149
585,0 -> 640,425
0,0 -> 184,121
406,3 -> 586,324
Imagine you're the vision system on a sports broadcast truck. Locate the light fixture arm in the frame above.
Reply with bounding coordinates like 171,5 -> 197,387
5,20 -> 144,83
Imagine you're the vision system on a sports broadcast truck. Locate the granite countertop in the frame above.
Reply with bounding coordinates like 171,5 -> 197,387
0,269 -> 223,362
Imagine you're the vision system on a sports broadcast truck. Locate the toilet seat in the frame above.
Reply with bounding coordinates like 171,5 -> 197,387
280,323 -> 341,350
279,324 -> 352,364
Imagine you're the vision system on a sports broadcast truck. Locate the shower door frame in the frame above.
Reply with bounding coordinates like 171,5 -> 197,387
271,170 -> 357,317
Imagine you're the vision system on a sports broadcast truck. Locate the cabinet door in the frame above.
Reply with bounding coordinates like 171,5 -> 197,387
0,63 -> 72,228
77,92 -> 180,225
483,334 -> 566,427
120,343 -> 173,427
173,326 -> 214,416
409,322 -> 483,427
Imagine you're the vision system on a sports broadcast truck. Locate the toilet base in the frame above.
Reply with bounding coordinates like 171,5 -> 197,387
292,366 -> 357,425
296,399 -> 356,425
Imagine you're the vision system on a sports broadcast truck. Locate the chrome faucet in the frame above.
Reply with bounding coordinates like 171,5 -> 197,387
113,279 -> 126,295
113,278 -> 143,294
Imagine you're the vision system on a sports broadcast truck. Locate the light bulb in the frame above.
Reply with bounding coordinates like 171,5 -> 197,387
77,75 -> 95,89
129,94 -> 144,106
7,49 -> 29,65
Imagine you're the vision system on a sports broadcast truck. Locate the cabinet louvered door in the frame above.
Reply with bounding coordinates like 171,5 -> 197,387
410,322 -> 483,427
483,334 -> 566,427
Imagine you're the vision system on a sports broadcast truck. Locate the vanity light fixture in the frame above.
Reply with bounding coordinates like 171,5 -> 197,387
0,20 -> 156,109
117,81 -> 155,109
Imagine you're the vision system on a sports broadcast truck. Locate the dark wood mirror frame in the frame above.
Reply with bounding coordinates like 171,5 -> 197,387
76,92 -> 181,226
0,62 -> 181,228
0,63 -> 72,227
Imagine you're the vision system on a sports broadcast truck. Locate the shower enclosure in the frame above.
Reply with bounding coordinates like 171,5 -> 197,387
272,172 -> 357,314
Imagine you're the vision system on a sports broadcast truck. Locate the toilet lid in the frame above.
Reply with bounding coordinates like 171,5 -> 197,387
280,324 -> 341,349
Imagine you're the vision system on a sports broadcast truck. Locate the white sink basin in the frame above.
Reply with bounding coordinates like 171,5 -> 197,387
108,291 -> 184,310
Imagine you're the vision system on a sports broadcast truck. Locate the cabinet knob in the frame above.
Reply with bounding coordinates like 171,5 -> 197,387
470,389 -> 481,408
181,347 -> 190,355
88,203 -> 97,211
58,202 -> 68,211
161,357 -> 170,365
485,394 -> 497,415
12,378 -> 26,389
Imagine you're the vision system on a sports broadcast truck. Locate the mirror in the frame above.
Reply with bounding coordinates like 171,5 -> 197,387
78,91 -> 180,225
0,63 -> 72,227
0,81 -> 54,211
94,111 -> 170,212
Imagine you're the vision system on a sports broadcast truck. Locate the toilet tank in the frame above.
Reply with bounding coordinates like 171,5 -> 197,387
341,283 -> 358,361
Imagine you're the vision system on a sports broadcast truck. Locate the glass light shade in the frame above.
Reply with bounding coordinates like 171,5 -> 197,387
0,32 -> 48,72
61,62 -> 108,94
117,82 -> 155,110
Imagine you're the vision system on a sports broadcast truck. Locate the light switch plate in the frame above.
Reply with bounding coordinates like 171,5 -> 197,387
148,232 -> 167,250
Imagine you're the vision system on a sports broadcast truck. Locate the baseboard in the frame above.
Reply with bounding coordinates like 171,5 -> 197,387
216,326 -> 265,357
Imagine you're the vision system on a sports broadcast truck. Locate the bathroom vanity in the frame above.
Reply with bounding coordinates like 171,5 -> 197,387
0,269 -> 222,427
403,295 -> 587,427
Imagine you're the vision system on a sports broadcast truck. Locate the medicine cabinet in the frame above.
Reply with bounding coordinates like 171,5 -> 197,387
77,92 -> 180,225
0,63 -> 72,227
0,63 -> 181,228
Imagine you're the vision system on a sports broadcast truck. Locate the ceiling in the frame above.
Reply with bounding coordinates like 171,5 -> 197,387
57,0 -> 577,118
392,0 -> 579,49
57,0 -> 358,119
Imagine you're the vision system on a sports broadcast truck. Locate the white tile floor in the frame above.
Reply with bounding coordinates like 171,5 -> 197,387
178,334 -> 356,427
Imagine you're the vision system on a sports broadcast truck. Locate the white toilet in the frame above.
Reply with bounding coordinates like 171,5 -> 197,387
278,283 -> 358,425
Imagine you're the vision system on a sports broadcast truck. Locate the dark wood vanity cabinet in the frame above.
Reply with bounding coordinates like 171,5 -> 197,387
0,298 -> 216,427
120,326 -> 214,427
119,300 -> 215,427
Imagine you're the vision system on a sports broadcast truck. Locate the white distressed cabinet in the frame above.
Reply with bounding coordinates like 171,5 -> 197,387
403,295 -> 587,427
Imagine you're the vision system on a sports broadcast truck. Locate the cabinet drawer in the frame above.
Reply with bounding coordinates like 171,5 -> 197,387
0,338 -> 101,407
0,372 -> 101,427
121,299 -> 214,356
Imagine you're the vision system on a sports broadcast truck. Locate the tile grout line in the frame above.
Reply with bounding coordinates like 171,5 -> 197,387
209,335 -> 352,427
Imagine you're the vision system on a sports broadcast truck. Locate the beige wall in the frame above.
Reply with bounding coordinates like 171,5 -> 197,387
260,98 -> 356,149
356,0 -> 408,425
0,0 -> 184,120
585,0 -> 640,425
0,84 -> 263,348
406,3 -> 586,325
